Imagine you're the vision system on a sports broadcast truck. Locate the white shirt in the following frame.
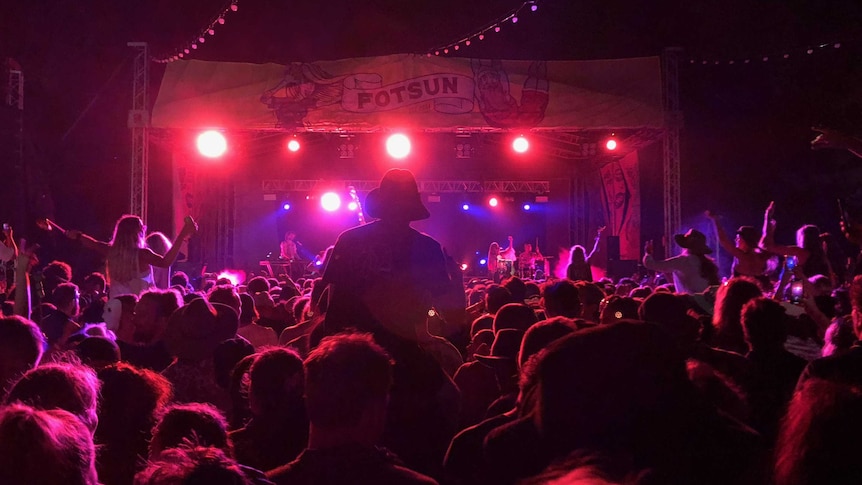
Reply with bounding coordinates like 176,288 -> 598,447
643,253 -> 711,294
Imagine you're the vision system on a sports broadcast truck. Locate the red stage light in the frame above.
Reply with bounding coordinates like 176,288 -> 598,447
196,130 -> 227,158
512,135 -> 529,153
386,133 -> 411,159
489,197 -> 499,207
287,138 -> 300,152
605,138 -> 618,151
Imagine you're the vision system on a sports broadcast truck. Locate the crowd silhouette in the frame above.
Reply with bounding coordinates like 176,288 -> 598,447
4,167 -> 862,484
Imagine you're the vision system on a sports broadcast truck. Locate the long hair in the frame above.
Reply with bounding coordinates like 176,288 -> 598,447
569,245 -> 587,265
695,253 -> 720,286
107,215 -> 146,284
712,277 -> 762,353
775,378 -> 862,485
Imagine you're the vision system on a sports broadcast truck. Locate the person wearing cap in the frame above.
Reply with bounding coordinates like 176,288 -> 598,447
643,229 -> 720,294
319,168 -> 463,341
706,210 -> 772,284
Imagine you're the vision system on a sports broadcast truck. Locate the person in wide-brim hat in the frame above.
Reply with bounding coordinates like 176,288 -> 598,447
164,298 -> 239,361
673,229 -> 713,255
364,168 -> 430,222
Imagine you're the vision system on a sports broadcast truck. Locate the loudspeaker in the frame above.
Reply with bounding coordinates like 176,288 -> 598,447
607,260 -> 638,280
607,235 -> 621,261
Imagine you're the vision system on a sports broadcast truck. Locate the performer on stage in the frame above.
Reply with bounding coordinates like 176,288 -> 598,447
517,242 -> 543,279
487,237 -> 516,282
499,235 -> 516,261
567,226 -> 606,282
280,231 -> 299,261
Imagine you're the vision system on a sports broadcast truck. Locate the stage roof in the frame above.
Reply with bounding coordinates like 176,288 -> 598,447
151,53 -> 664,133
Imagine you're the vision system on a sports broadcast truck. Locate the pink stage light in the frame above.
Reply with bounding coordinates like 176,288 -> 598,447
605,139 -> 618,151
287,138 -> 300,152
386,133 -> 411,159
489,197 -> 499,207
196,130 -> 227,158
347,201 -> 358,211
321,192 -> 341,212
512,135 -> 529,153
217,269 -> 244,286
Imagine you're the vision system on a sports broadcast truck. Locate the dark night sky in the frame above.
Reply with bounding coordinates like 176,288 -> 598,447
2,0 -> 862,256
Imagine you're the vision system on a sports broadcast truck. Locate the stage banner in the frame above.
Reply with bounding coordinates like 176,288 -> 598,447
152,54 -> 663,132
599,152 -> 641,261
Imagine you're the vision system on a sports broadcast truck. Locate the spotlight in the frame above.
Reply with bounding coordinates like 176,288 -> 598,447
479,258 -> 487,265
347,201 -> 358,211
512,135 -> 529,154
196,130 -> 227,158
287,137 -> 300,152
523,203 -> 531,211
460,263 -> 468,271
386,133 -> 411,159
320,192 -> 341,212
462,204 -> 470,211
605,137 -> 618,151
282,202 -> 291,211
489,197 -> 499,207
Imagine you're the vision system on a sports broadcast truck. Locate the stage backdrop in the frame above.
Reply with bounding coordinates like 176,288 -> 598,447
152,54 -> 663,132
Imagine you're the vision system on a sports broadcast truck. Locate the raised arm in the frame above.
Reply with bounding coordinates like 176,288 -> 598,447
705,211 -> 743,257
642,240 -> 690,273
585,226 -> 606,261
65,229 -> 110,255
811,126 -> 862,159
13,239 -> 34,319
759,202 -> 811,263
140,216 -> 198,268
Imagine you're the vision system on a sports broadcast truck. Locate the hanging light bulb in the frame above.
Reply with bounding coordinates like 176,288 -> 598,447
208,28 -> 215,35
465,40 -> 471,46
217,17 -> 225,24
495,26 -> 501,32
199,36 -> 206,43
478,34 -> 484,40
512,16 -> 518,23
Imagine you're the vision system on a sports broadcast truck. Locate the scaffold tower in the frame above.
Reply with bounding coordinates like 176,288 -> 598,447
662,47 -> 683,258
128,42 -> 149,221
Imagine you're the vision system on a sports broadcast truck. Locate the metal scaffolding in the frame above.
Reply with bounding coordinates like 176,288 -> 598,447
261,179 -> 551,194
128,42 -> 149,221
662,48 -> 683,258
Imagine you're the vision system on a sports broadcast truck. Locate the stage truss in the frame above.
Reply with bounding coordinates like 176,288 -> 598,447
261,179 -> 551,194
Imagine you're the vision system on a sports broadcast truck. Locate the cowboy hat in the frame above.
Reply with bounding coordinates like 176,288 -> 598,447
164,298 -> 239,361
673,229 -> 713,254
364,168 -> 430,221
475,328 -> 524,373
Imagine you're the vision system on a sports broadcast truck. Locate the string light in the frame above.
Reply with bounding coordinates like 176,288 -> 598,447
425,0 -> 542,56
686,39 -> 849,67
152,1 -> 240,63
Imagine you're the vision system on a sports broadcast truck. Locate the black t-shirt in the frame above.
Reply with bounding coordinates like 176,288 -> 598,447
321,220 -> 451,338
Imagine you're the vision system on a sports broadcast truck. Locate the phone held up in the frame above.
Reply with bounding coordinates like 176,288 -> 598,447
790,280 -> 804,304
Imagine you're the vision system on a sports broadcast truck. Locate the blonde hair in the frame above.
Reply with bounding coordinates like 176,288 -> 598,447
106,215 -> 146,285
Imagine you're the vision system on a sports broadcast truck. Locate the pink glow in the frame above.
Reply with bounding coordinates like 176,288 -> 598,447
217,269 -> 245,286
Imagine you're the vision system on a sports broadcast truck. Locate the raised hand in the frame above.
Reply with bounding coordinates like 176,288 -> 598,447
182,215 -> 199,234
644,240 -> 654,255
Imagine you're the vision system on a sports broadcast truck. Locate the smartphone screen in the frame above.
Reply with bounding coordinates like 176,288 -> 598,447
790,281 -> 804,304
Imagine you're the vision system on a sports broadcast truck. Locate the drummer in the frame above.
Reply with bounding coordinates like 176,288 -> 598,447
517,242 -> 543,278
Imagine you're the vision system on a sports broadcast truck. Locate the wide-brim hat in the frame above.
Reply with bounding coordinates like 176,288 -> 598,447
673,229 -> 712,254
475,329 -> 524,371
164,298 -> 239,361
365,168 -> 430,221
735,226 -> 759,247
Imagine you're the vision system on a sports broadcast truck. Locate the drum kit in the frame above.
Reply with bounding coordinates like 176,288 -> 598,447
493,256 -> 552,281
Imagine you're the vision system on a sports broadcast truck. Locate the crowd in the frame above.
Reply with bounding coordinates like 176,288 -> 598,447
3,167 -> 862,485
